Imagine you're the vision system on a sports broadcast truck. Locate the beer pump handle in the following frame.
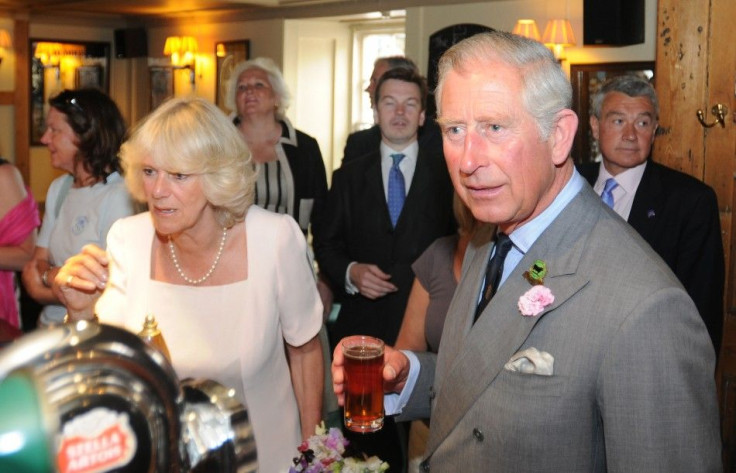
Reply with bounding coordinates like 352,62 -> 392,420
138,314 -> 172,361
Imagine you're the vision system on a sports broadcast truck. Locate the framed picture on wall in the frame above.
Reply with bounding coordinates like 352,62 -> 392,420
150,66 -> 174,110
29,39 -> 111,145
215,40 -> 250,116
570,61 -> 655,164
75,65 -> 103,90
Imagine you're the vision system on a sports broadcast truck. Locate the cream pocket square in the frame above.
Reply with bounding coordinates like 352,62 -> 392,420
504,347 -> 554,376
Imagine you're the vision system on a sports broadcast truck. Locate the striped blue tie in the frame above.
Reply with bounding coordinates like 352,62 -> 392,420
388,153 -> 406,227
601,177 -> 618,208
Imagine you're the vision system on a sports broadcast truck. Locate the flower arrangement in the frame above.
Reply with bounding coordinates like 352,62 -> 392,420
289,422 -> 389,473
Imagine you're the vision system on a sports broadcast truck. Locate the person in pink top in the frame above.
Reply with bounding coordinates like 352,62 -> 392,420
0,158 -> 40,329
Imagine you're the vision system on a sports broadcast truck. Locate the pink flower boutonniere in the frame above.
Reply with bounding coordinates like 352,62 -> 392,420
518,285 -> 555,317
518,260 -> 554,317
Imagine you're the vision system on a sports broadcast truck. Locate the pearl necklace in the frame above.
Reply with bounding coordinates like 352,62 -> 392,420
168,227 -> 228,285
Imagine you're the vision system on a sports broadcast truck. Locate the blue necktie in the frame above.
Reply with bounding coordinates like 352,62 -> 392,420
388,153 -> 406,227
601,177 -> 618,208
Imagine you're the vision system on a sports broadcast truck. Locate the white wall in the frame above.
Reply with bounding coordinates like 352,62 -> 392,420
283,19 -> 351,175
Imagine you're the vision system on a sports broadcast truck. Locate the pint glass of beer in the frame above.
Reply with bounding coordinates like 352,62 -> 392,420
342,335 -> 384,433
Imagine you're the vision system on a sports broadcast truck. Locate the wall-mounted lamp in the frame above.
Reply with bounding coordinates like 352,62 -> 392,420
163,35 -> 198,84
0,29 -> 12,65
34,41 -> 63,68
216,43 -> 226,58
512,19 -> 541,41
542,19 -> 576,62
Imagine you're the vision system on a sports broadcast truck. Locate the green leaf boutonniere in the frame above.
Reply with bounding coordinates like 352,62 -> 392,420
523,259 -> 547,285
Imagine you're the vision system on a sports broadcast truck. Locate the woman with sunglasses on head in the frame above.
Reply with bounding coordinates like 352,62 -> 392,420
21,88 -> 138,327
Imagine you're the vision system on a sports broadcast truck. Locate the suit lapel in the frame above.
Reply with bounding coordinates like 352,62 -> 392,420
362,152 -> 392,227
425,187 -> 600,454
627,161 -> 663,239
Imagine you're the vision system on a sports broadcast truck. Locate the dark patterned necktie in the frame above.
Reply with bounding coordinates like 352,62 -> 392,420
474,233 -> 513,323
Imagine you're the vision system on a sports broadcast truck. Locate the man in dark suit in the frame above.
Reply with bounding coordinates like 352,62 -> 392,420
315,66 -> 454,347
331,31 -> 720,472
314,66 -> 455,471
342,56 -> 443,165
577,74 -> 724,356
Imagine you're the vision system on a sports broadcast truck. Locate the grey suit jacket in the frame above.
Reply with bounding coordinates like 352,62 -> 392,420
399,184 -> 721,472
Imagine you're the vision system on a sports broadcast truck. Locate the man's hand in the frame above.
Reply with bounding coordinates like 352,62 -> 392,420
349,263 -> 398,299
332,339 -> 410,406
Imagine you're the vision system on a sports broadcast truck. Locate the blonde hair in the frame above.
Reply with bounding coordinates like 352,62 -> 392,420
121,96 -> 257,227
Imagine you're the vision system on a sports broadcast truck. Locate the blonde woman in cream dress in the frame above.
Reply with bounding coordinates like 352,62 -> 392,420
56,96 -> 324,473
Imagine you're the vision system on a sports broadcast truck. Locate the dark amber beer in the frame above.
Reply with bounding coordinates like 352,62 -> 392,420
342,335 -> 384,433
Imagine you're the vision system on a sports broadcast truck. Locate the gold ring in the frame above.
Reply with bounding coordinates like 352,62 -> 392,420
66,275 -> 74,286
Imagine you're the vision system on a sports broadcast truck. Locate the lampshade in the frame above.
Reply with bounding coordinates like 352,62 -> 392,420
34,42 -> 63,67
0,29 -> 12,49
163,35 -> 198,68
216,43 -> 226,58
542,19 -> 576,46
512,19 -> 541,41
163,36 -> 198,55
163,36 -> 182,56
179,36 -> 198,54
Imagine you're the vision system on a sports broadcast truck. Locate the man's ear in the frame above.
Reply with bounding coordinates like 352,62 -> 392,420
651,122 -> 658,145
419,109 -> 426,127
373,107 -> 379,124
550,109 -> 579,165
589,115 -> 600,141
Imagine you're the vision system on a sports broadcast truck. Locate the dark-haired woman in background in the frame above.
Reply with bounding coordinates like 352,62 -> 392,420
22,89 -> 137,327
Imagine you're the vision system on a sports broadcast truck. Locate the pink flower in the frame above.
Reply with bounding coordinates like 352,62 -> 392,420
518,285 -> 554,317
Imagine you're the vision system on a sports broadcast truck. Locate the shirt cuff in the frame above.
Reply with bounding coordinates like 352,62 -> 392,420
345,261 -> 359,295
384,350 -> 420,416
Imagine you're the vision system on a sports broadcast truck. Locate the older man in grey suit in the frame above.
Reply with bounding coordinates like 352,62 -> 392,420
332,31 -> 721,472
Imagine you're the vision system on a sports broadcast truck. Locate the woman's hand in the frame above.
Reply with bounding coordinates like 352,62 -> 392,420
53,244 -> 109,321
21,247 -> 58,304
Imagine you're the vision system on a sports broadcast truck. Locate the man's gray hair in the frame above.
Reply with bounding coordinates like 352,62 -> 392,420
590,74 -> 659,120
435,31 -> 571,140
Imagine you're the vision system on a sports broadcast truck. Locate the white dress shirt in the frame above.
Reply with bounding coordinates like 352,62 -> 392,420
380,140 -> 419,199
592,158 -> 647,220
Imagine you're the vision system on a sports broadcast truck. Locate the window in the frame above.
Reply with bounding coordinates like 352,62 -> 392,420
351,24 -> 405,132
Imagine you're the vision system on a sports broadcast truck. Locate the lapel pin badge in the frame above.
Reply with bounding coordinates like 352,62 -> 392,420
523,259 -> 547,286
